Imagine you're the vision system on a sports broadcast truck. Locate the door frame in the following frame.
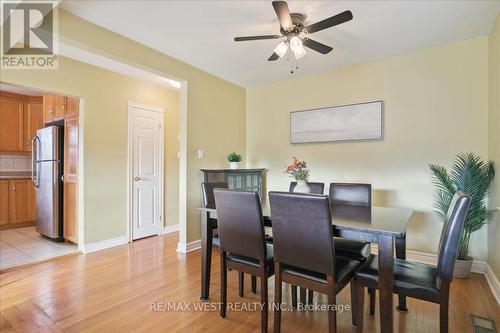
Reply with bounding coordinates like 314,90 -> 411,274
127,101 -> 165,242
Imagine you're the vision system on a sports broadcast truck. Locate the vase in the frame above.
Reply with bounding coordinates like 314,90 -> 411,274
293,180 -> 311,193
453,256 -> 473,278
229,162 -> 239,170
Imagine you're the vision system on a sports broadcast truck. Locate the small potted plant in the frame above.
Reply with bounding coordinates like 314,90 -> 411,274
227,152 -> 242,170
284,157 -> 310,193
430,152 -> 495,278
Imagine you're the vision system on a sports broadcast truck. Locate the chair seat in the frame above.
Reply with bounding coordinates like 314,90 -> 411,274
355,254 -> 440,303
227,243 -> 274,273
282,256 -> 361,288
334,238 -> 371,261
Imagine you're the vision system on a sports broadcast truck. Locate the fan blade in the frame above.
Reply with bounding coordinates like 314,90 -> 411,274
302,38 -> 333,54
234,35 -> 281,42
272,1 -> 293,31
268,52 -> 280,61
305,10 -> 353,34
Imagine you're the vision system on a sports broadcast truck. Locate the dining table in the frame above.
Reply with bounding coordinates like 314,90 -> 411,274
197,202 -> 414,333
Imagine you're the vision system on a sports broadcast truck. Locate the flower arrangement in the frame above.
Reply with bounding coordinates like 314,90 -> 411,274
284,157 -> 310,181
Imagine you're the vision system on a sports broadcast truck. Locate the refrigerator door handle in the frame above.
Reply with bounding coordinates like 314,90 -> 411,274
32,136 -> 40,187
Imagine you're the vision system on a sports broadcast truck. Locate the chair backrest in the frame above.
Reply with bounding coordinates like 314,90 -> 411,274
214,189 -> 267,261
269,191 -> 335,275
329,183 -> 372,206
289,182 -> 325,194
436,192 -> 471,282
201,182 -> 228,208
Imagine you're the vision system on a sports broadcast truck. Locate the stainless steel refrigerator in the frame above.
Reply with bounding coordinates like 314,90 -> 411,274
32,126 -> 64,241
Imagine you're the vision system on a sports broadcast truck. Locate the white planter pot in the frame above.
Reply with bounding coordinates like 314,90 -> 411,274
453,256 -> 473,279
293,180 -> 311,193
229,162 -> 239,170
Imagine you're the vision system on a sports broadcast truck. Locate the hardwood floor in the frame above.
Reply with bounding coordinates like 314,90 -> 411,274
0,232 -> 498,332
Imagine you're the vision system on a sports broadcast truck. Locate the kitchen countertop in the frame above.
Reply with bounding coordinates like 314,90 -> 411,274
0,171 -> 31,179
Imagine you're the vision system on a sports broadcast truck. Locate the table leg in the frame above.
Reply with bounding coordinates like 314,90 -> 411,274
200,212 -> 213,301
378,235 -> 394,333
396,235 -> 408,312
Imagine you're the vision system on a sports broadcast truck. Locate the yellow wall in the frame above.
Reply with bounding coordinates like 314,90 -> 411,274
1,56 -> 180,242
488,14 -> 500,278
247,37 -> 490,260
1,10 -> 246,244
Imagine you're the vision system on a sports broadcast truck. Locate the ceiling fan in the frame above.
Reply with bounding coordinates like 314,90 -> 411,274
234,1 -> 353,62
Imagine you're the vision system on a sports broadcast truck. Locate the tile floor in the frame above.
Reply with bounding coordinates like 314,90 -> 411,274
0,227 -> 78,270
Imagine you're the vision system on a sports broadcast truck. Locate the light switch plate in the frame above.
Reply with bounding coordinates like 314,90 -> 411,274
197,149 -> 203,160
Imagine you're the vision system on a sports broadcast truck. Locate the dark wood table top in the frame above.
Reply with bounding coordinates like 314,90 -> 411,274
197,204 -> 414,238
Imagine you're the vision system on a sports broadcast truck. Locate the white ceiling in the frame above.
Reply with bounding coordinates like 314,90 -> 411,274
60,0 -> 500,87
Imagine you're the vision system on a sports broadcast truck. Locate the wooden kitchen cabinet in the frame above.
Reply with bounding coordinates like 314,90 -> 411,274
42,93 -> 54,124
63,115 -> 78,243
54,95 -> 66,121
0,180 -> 9,225
65,96 -> 79,117
0,94 -> 24,152
9,179 -> 32,224
23,99 -> 43,152
29,181 -> 36,222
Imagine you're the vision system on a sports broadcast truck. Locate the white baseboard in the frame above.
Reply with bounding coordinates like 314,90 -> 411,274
163,224 -> 179,234
485,265 -> 500,305
176,239 -> 201,254
83,235 -> 129,253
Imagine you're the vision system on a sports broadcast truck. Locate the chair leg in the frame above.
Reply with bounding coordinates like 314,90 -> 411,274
300,288 -> 306,308
291,285 -> 297,308
220,251 -> 227,318
350,281 -> 357,326
274,263 -> 282,333
261,269 -> 269,333
355,280 -> 365,333
252,275 -> 257,294
238,272 -> 244,297
327,275 -> 337,333
439,282 -> 450,333
307,290 -> 314,305
368,288 -> 376,316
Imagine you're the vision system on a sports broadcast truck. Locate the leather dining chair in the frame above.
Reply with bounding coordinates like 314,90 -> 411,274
288,182 -> 325,306
202,182 -> 254,297
214,189 -> 274,333
353,192 -> 471,333
269,191 -> 362,333
329,183 -> 375,317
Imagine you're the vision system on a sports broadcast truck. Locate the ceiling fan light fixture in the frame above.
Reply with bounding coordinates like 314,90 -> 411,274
289,36 -> 302,52
293,47 -> 306,59
274,41 -> 288,58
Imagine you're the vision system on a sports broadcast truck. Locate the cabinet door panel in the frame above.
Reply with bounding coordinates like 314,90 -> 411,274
65,97 -> 79,117
64,116 -> 78,243
24,101 -> 43,151
43,93 -> 54,124
0,96 -> 24,152
9,179 -> 31,224
0,180 -> 9,225
54,95 -> 65,121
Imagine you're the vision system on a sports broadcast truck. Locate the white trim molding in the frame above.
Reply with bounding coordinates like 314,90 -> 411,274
163,224 -> 180,234
176,239 -> 201,254
485,265 -> 500,305
83,236 -> 129,253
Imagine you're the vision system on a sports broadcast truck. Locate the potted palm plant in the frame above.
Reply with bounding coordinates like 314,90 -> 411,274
430,152 -> 495,278
227,152 -> 242,170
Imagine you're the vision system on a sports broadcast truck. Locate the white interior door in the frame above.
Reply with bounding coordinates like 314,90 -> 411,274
130,104 -> 164,240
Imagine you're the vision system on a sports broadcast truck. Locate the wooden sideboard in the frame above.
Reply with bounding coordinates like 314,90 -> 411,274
200,168 -> 265,198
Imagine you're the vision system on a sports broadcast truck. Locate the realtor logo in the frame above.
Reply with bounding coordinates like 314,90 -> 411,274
1,1 -> 58,69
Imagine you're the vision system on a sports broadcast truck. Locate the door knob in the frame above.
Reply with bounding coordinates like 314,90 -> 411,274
134,176 -> 141,181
